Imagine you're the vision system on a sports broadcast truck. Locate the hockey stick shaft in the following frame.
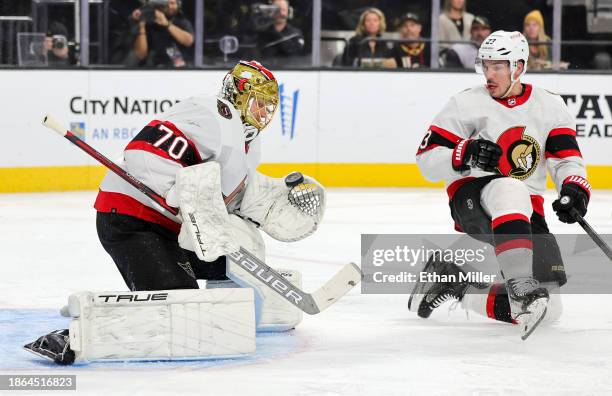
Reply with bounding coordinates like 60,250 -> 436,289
42,115 -> 361,314
42,115 -> 179,216
569,207 -> 612,262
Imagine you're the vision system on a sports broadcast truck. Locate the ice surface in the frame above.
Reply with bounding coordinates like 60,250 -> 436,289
1,189 -> 612,395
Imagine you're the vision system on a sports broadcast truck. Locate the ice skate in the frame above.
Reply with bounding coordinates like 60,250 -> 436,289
507,277 -> 550,340
23,329 -> 75,365
408,256 -> 482,318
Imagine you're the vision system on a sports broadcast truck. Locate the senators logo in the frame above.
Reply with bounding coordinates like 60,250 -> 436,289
496,126 -> 541,180
217,99 -> 233,119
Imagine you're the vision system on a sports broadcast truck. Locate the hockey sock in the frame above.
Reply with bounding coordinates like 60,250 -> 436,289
491,213 -> 533,281
461,283 -> 514,324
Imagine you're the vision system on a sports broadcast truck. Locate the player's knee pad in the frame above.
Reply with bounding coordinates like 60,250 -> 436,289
222,215 -> 303,331
63,288 -> 256,362
481,177 -> 532,219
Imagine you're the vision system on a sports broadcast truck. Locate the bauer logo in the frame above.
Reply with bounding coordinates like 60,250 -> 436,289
279,83 -> 299,140
70,122 -> 86,140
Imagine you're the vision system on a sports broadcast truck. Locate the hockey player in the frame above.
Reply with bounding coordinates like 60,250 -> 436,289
409,31 -> 590,339
25,60 -> 326,364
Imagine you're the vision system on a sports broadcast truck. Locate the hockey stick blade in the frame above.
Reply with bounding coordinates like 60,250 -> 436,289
228,248 -> 361,315
42,115 -> 362,315
310,262 -> 362,313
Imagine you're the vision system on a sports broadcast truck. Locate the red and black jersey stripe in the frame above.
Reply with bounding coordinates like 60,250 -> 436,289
125,120 -> 203,167
545,128 -> 582,159
416,125 -> 463,156
491,213 -> 533,255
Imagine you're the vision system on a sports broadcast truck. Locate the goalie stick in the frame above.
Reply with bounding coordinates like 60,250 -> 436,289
42,114 -> 361,315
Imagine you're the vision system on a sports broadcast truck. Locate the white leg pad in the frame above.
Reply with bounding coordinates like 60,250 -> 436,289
257,268 -> 303,332
222,215 -> 303,331
66,288 -> 255,362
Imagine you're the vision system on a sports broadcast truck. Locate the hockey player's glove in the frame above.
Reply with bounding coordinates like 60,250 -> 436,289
552,176 -> 591,224
452,139 -> 502,173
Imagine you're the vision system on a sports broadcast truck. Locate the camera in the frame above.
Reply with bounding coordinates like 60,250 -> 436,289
251,3 -> 280,31
52,35 -> 67,50
140,0 -> 167,24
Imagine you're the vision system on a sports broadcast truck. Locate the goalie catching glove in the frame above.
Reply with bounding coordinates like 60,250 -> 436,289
175,162 -> 325,261
237,170 -> 326,242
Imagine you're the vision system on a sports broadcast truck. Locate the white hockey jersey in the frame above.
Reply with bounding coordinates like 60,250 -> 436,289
95,94 -> 260,232
416,84 -> 588,218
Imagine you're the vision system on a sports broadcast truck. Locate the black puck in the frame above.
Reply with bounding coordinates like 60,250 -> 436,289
285,172 -> 304,187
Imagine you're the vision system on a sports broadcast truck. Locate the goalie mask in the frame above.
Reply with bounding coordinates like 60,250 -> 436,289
220,60 -> 279,142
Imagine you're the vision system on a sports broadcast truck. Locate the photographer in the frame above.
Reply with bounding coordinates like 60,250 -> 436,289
254,0 -> 305,58
43,21 -> 70,67
131,0 -> 194,67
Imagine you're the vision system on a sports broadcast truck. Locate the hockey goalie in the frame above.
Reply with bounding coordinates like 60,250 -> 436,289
24,60 -> 326,364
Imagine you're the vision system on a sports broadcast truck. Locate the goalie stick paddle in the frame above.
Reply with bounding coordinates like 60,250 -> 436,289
42,114 -> 362,314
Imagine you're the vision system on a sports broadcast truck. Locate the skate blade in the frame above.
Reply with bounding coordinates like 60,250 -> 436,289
407,286 -> 423,313
407,258 -> 437,313
517,297 -> 549,341
23,343 -> 56,363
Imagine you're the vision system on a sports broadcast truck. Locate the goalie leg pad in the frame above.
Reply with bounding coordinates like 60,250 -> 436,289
65,288 -> 255,362
223,214 -> 303,331
257,268 -> 303,332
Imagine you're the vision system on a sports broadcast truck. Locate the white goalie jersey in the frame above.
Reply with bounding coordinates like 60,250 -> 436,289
416,84 -> 588,217
95,94 -> 260,232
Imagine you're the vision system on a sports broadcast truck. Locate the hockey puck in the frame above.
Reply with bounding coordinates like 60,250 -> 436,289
285,172 -> 304,187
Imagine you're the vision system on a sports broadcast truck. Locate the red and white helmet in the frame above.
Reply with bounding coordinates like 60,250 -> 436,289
476,30 -> 529,79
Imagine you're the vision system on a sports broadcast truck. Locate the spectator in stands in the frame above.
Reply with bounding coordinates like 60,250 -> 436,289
342,8 -> 392,67
523,9 -> 552,70
439,0 -> 474,49
43,21 -> 70,66
130,0 -> 194,67
593,51 -> 612,70
440,15 -> 491,69
256,0 -> 305,59
384,12 -> 429,69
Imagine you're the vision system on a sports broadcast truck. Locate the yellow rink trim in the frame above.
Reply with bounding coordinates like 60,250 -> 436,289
1,163 -> 612,192
0,166 -> 109,193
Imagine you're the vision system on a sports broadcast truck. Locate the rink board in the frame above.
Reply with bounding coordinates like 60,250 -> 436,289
2,69 -> 612,191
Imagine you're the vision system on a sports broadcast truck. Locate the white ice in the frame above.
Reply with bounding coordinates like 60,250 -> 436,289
1,188 -> 612,395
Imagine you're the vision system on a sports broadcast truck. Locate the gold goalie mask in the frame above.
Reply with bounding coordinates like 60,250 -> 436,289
220,60 -> 279,142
